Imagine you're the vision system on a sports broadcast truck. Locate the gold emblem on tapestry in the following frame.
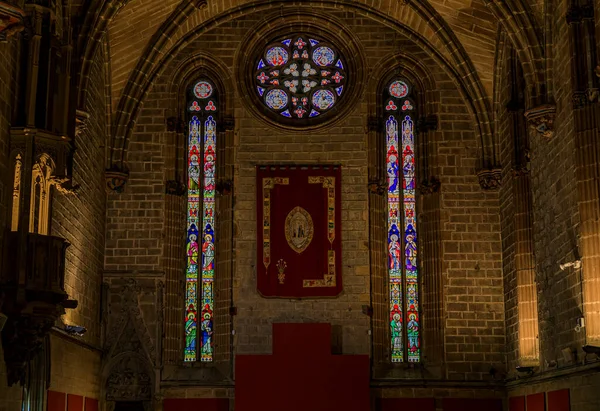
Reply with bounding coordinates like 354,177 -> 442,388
285,206 -> 314,253
276,259 -> 287,284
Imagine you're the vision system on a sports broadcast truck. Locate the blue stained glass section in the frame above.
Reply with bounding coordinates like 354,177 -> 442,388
282,39 -> 292,47
257,59 -> 266,70
309,110 -> 320,117
280,110 -> 292,117
257,86 -> 265,97
335,86 -> 343,96
335,59 -> 343,69
309,39 -> 319,47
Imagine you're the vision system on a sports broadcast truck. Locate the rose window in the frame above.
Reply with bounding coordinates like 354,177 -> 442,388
255,36 -> 347,121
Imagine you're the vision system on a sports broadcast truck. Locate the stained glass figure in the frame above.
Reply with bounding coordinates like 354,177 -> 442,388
185,80 -> 218,363
385,80 -> 420,363
312,89 -> 335,110
312,47 -> 335,67
265,89 -> 288,110
266,47 -> 289,66
255,35 -> 347,120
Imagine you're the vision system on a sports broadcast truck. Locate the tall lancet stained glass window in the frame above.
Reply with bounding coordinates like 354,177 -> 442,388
385,80 -> 420,362
185,80 -> 217,362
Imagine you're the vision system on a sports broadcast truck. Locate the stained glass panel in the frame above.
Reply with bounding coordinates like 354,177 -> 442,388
385,80 -> 420,363
387,115 -> 403,363
255,35 -> 346,120
185,81 -> 217,363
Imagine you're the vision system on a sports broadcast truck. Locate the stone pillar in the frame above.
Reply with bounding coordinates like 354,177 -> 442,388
567,0 -> 600,345
512,167 -> 540,364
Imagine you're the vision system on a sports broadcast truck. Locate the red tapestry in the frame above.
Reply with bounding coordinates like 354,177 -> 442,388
236,323 -> 369,411
256,165 -> 342,297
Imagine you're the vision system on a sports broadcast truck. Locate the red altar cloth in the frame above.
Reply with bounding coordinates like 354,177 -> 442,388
235,323 -> 370,411
256,165 -> 342,297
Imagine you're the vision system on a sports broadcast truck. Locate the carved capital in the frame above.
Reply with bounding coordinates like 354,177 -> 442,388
566,4 -> 593,24
166,117 -> 185,133
477,168 -> 502,190
216,178 -> 233,195
192,0 -> 207,9
367,179 -> 385,195
418,176 -> 441,194
165,180 -> 185,196
416,115 -> 438,133
524,104 -> 556,139
512,165 -> 530,177
75,109 -> 90,138
221,116 -> 235,132
0,2 -> 25,42
105,168 -> 129,193
367,116 -> 380,132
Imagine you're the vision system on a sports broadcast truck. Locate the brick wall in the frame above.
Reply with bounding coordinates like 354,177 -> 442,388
47,45 -> 107,396
531,0 -> 583,367
51,46 -> 107,348
47,333 -> 102,399
103,10 -> 506,384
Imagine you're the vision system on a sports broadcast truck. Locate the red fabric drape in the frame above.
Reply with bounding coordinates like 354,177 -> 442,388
548,389 -> 570,411
67,395 -> 83,411
442,398 -> 502,411
236,323 -> 369,411
256,166 -> 342,297
509,396 -> 526,411
526,393 -> 546,411
377,398 -> 435,411
164,399 -> 229,411
84,398 -> 98,411
47,391 -> 66,411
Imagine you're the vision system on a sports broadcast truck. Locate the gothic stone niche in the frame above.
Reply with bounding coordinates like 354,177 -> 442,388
106,356 -> 152,402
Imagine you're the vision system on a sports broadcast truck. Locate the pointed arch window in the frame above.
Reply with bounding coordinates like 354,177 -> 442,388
385,80 -> 420,362
185,80 -> 218,362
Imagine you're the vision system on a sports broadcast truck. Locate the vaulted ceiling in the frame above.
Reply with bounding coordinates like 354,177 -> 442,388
94,0 -> 544,120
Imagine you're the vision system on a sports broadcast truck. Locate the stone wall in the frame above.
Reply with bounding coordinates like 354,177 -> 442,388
102,9 -> 506,387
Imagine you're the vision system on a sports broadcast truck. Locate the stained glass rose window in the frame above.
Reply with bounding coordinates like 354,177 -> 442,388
255,36 -> 347,120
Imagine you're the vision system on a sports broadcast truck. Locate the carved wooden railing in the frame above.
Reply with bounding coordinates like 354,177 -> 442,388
0,231 -> 77,386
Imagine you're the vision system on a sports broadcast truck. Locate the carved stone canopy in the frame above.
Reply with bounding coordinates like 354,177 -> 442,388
524,104 -> 556,139
476,168 -> 502,190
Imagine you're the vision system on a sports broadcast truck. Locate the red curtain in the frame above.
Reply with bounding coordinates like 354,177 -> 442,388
67,394 -> 83,411
236,323 -> 369,411
509,396 -> 526,411
377,398 -> 435,411
163,399 -> 229,411
47,391 -> 66,411
526,393 -> 546,411
84,398 -> 98,411
442,398 -> 502,411
548,389 -> 570,411
256,166 -> 342,297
